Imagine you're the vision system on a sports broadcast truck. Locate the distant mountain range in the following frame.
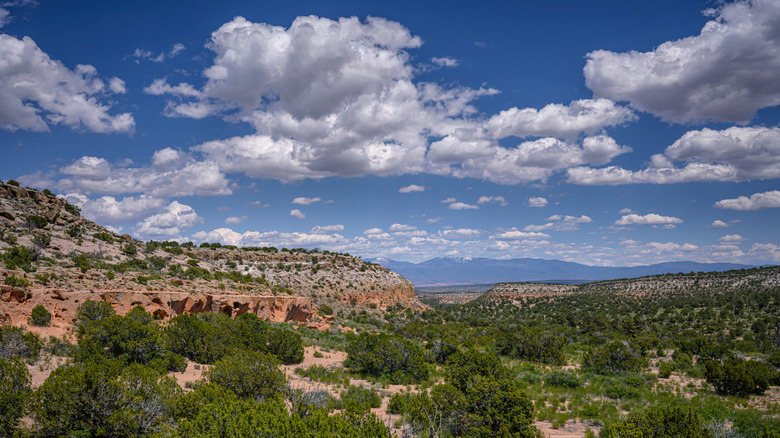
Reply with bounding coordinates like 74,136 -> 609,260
367,256 -> 758,287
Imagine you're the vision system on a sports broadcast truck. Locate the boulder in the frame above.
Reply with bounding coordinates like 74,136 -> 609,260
43,206 -> 60,224
7,185 -> 28,199
0,202 -> 15,223
306,321 -> 331,331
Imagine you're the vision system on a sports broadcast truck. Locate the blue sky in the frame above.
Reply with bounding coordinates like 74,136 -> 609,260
1,0 -> 779,266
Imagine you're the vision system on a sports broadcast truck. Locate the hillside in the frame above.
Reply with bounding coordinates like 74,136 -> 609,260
0,182 -> 418,331
480,265 -> 780,298
373,256 -> 757,286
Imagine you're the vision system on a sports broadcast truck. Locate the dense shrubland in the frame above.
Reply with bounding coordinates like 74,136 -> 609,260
408,267 -> 780,436
0,266 -> 779,436
0,301 -> 372,437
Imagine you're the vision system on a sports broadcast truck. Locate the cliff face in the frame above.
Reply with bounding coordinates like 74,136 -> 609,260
1,286 -> 312,325
0,183 -> 419,330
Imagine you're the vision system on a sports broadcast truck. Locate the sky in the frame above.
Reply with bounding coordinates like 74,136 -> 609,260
1,0 -> 779,266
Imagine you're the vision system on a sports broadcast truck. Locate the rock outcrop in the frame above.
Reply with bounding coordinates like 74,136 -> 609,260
1,287 -> 313,326
0,182 -> 420,332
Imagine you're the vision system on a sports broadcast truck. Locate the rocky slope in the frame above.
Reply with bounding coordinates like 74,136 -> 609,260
479,266 -> 780,300
0,182 -> 418,331
575,266 -> 780,297
484,282 -> 579,299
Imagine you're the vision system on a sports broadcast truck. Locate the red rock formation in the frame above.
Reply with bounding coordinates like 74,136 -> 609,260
0,287 -> 313,327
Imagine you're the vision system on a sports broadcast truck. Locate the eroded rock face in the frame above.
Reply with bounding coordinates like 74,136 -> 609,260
0,288 -> 313,327
342,283 -> 416,306
0,182 -> 422,334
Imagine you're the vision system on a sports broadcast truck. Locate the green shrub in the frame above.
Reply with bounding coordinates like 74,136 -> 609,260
74,306 -> 168,370
2,246 -> 37,272
4,275 -> 30,287
0,231 -> 16,245
0,326 -> 42,360
545,370 -> 581,388
0,357 -> 30,436
446,349 -> 508,392
75,300 -> 116,329
121,243 -> 137,256
6,180 -> 19,187
583,340 -> 646,375
25,215 -> 48,229
427,338 -> 458,364
495,328 -> 567,365
205,351 -> 286,401
732,410 -> 780,438
148,256 -> 168,271
659,360 -> 675,378
604,383 -> 641,399
94,232 -> 114,243
345,333 -> 429,384
164,314 -> 228,364
176,393 -> 389,438
64,202 -> 81,216
29,305 -> 52,327
67,224 -> 82,238
704,356 -> 777,397
32,362 -> 181,438
266,327 -> 304,365
462,377 -> 536,437
44,336 -> 73,356
32,233 -> 51,249
319,304 -> 334,315
600,405 -> 710,438
339,385 -> 382,413
387,392 -> 422,415
71,254 -> 91,272
34,272 -> 55,285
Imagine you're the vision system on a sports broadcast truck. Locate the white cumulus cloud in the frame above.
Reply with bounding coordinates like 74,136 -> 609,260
493,228 -> 550,240
569,126 -> 780,185
448,202 -> 478,210
225,216 -> 248,225
191,228 -> 346,248
487,98 -> 635,140
714,190 -> 780,210
719,234 -> 745,242
68,194 -> 166,225
477,196 -> 508,206
0,35 -> 134,133
290,209 -> 306,220
584,0 -> 780,123
58,155 -> 231,197
292,197 -> 322,205
614,213 -> 683,226
440,228 -> 482,239
311,224 -> 345,233
527,196 -> 548,207
150,16 -> 501,182
135,201 -> 201,239
399,184 -> 425,193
